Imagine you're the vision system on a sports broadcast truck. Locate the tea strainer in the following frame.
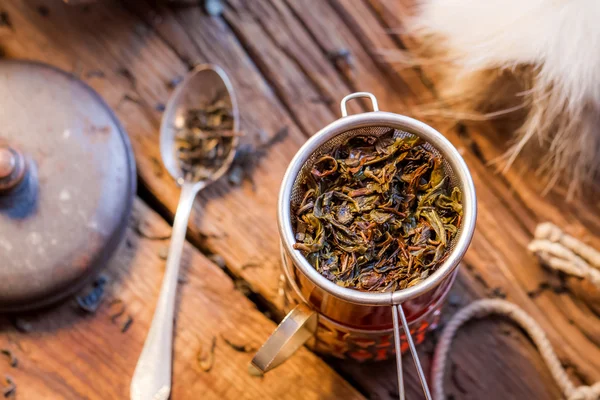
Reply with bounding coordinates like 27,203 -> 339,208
254,92 -> 477,400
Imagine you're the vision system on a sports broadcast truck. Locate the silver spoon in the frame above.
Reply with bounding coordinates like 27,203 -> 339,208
131,64 -> 239,400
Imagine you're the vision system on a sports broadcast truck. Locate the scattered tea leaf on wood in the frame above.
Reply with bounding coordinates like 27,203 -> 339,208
293,130 -> 463,292
167,76 -> 183,89
9,318 -> 31,333
0,350 -> 17,368
228,126 -> 289,189
198,336 -> 217,372
241,262 -> 261,270
208,254 -> 226,269
157,246 -> 169,260
490,287 -> 507,299
220,334 -> 257,353
327,49 -> 353,79
2,375 -> 15,398
132,217 -> 171,241
203,0 -> 224,16
37,6 -> 50,17
527,282 -> 552,299
0,12 -> 13,31
85,69 -> 105,79
121,315 -> 134,333
174,91 -> 237,181
234,279 -> 252,296
76,275 -> 108,313
109,299 -> 126,322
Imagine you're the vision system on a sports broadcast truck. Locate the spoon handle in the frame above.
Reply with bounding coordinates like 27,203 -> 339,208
131,183 -> 199,400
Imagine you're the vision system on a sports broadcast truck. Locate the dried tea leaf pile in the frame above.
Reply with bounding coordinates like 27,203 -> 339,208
175,92 -> 236,181
293,130 -> 463,292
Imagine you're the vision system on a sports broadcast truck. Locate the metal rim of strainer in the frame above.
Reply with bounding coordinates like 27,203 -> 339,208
278,108 -> 477,307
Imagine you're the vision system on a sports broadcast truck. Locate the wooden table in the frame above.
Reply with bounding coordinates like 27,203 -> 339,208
1,1 -> 599,399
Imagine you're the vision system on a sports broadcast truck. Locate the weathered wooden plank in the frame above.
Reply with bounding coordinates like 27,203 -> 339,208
284,0 -> 429,108
0,199 -> 362,399
221,0 -> 362,131
5,0 -> 600,399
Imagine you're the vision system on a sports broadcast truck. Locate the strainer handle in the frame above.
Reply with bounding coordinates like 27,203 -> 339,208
392,304 -> 432,400
340,92 -> 379,117
251,303 -> 317,373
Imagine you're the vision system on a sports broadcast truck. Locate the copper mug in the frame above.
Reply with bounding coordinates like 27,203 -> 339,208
252,93 -> 477,398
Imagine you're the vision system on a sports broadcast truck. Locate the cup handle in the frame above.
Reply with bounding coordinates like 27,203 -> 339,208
251,303 -> 317,373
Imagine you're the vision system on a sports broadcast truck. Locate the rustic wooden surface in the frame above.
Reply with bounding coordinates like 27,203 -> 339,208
0,200 -> 361,399
0,0 -> 599,399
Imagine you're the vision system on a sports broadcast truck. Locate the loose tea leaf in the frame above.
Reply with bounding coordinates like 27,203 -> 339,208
220,334 -> 257,353
0,350 -> 17,368
76,275 -> 109,313
198,336 -> 217,372
228,126 -> 289,189
121,315 -> 134,333
203,0 -> 224,16
0,12 -> 13,31
109,299 -> 126,322
174,91 -> 237,181
9,318 -> 31,333
157,246 -> 169,260
327,49 -> 353,79
293,130 -> 463,292
2,375 -> 15,398
208,254 -> 226,269
37,6 -> 50,17
241,262 -> 261,270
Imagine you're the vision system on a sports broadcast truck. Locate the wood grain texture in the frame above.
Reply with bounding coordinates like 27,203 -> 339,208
0,199 -> 362,399
1,0 -> 599,399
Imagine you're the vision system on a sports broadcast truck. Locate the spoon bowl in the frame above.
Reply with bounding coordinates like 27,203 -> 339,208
160,64 -> 239,188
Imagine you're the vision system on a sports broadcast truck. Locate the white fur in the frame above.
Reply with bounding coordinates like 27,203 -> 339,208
406,0 -> 600,194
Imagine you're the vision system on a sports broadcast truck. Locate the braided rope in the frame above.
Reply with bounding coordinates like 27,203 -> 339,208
535,223 -> 600,269
431,222 -> 600,399
529,223 -> 600,288
528,241 -> 600,288
431,299 -> 600,400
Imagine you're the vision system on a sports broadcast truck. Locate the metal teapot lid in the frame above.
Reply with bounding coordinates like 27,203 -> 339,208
0,60 -> 136,312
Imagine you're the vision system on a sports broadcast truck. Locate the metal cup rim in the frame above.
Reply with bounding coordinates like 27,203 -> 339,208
278,110 -> 477,306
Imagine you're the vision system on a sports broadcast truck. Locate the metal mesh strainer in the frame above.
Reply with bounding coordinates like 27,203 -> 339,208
272,93 -> 476,399
280,93 -> 475,306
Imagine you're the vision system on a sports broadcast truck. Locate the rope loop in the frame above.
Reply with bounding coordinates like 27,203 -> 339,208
567,383 -> 600,400
432,222 -> 600,400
